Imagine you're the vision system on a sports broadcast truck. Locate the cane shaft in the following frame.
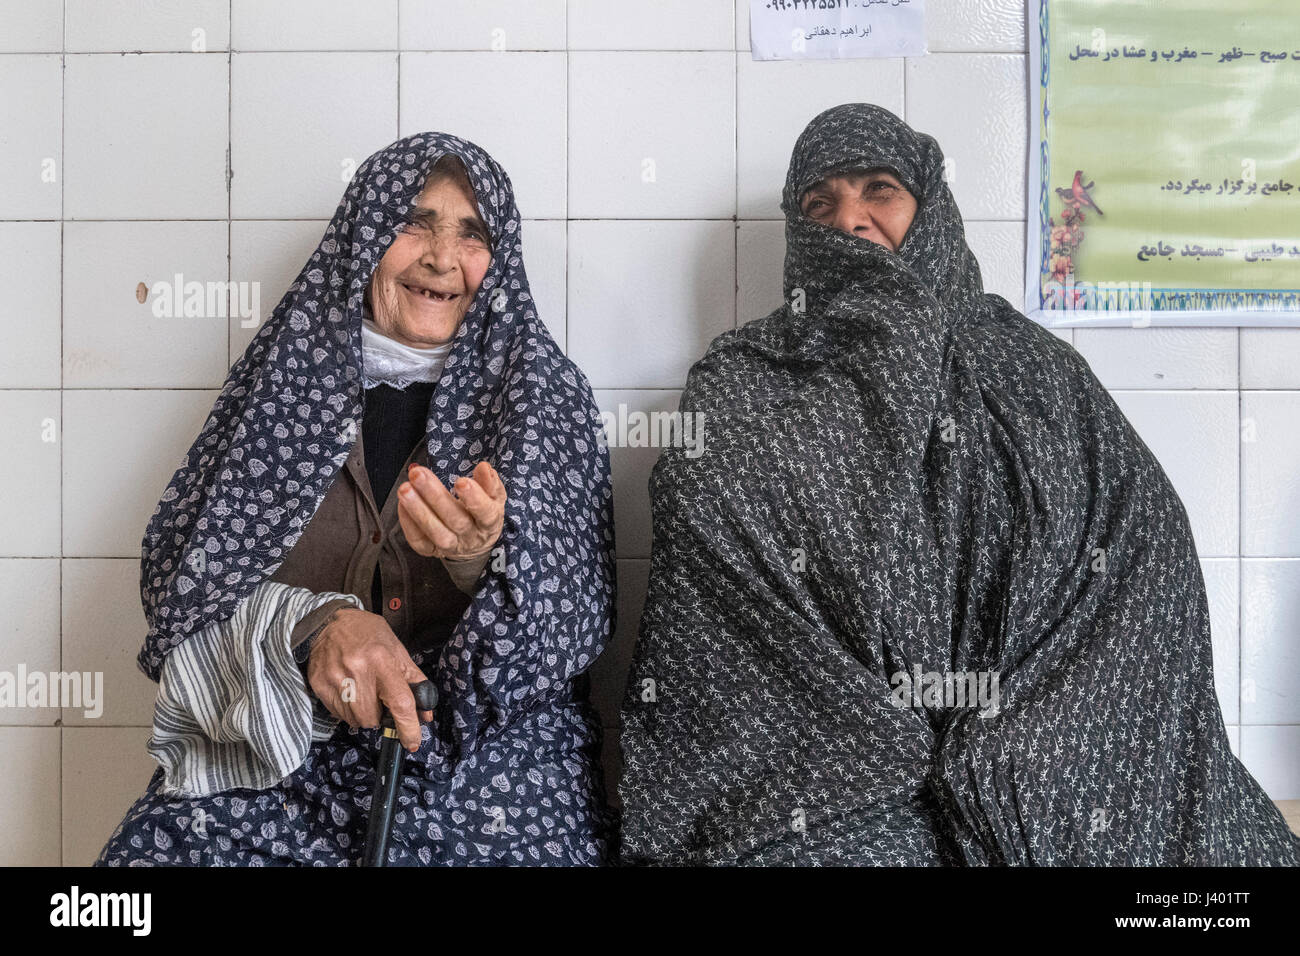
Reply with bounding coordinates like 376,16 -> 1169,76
359,680 -> 437,867
361,731 -> 404,866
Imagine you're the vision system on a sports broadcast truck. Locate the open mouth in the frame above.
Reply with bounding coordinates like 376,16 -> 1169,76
402,282 -> 458,303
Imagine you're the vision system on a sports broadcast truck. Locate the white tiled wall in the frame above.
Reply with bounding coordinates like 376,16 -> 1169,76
1,0 -> 1295,865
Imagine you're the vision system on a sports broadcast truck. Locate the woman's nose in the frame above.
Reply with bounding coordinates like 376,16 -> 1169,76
831,199 -> 882,243
420,231 -> 458,271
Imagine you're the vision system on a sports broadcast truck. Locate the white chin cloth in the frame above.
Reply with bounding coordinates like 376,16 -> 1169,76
360,315 -> 454,389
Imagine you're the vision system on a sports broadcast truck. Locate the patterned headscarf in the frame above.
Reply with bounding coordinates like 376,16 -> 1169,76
780,102 -> 987,317
138,133 -> 615,764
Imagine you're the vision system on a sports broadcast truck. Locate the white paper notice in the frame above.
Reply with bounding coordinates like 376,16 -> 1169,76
750,0 -> 927,61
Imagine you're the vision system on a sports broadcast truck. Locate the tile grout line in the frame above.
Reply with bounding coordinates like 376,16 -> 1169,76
564,0 -> 569,350
227,1 -> 233,370
733,45 -> 739,330
565,3 -> 571,351
395,1 -> 400,136
58,0 -> 66,868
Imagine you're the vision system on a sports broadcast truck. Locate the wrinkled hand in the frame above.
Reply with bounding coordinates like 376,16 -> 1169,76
307,607 -> 432,752
397,460 -> 505,560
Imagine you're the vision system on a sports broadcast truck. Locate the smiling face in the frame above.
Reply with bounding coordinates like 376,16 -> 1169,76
366,157 -> 493,348
799,166 -> 919,252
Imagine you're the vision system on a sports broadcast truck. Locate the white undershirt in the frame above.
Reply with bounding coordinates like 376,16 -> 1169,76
360,313 -> 454,390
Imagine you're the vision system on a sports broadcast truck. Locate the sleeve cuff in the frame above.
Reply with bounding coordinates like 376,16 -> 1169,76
290,597 -> 359,664
441,549 -> 493,595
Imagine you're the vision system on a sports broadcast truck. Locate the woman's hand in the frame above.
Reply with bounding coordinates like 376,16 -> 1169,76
306,607 -> 432,752
397,460 -> 505,560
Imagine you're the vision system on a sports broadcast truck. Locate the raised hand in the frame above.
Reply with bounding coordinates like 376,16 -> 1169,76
396,460 -> 506,560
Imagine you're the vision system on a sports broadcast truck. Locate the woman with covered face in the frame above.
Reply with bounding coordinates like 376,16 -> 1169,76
97,134 -> 616,866
617,104 -> 1298,866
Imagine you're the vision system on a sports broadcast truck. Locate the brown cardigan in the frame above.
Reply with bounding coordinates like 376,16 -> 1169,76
268,427 -> 490,659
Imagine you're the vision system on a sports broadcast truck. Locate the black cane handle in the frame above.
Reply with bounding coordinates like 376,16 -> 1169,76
379,680 -> 438,730
411,679 -> 437,712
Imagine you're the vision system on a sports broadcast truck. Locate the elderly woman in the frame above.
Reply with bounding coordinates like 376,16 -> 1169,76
97,134 -> 616,866
617,103 -> 1299,866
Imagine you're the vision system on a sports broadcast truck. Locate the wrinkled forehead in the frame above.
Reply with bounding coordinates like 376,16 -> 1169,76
412,155 -> 488,218
361,132 -> 510,241
781,104 -> 930,215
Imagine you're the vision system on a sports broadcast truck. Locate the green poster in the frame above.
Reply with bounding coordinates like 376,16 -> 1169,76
1029,0 -> 1300,326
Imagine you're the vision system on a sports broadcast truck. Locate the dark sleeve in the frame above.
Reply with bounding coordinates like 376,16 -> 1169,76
440,550 -> 492,596
291,597 -> 357,665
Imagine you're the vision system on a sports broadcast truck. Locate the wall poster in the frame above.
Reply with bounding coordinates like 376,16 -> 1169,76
1029,0 -> 1300,326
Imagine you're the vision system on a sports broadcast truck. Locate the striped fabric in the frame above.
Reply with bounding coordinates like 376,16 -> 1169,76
148,581 -> 363,799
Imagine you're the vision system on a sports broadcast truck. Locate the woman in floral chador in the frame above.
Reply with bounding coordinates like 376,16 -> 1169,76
99,134 -> 616,866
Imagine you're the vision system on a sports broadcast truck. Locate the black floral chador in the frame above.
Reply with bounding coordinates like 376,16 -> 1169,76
616,104 -> 1298,866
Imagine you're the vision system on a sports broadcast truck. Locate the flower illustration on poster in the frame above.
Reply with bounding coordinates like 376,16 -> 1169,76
1049,170 -> 1101,308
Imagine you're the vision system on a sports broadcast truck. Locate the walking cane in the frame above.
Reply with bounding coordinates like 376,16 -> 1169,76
361,679 -> 438,867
